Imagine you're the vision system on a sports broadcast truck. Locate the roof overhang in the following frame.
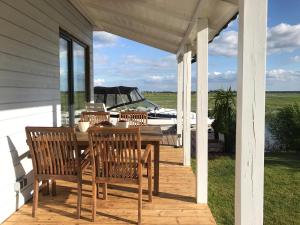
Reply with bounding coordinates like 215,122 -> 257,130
69,0 -> 238,55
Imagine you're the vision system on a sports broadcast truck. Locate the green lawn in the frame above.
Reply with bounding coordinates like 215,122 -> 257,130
144,92 -> 300,225
192,152 -> 300,225
144,92 -> 300,113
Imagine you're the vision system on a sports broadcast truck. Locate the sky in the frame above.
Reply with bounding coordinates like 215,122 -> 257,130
93,0 -> 300,92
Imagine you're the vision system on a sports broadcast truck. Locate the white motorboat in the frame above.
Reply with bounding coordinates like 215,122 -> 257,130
93,86 -> 214,129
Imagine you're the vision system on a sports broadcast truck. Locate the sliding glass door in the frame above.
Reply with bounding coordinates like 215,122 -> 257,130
59,30 -> 89,126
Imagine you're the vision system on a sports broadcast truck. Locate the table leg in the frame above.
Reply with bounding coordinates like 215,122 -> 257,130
153,142 -> 160,195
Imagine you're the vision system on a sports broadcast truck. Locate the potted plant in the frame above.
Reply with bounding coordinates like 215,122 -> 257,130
78,119 -> 90,132
117,119 -> 129,128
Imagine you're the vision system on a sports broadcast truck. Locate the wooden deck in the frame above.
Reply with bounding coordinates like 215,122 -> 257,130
3,146 -> 216,225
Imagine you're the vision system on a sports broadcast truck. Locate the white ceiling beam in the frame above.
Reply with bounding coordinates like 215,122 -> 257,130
84,2 -> 185,38
177,0 -> 212,57
100,22 -> 177,53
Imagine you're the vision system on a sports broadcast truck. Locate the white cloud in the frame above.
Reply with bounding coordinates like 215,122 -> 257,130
94,53 -> 108,65
93,32 -> 118,48
209,31 -> 238,56
267,23 -> 300,54
209,23 -> 300,57
149,75 -> 175,81
122,54 -> 176,69
291,55 -> 300,62
149,75 -> 163,81
208,70 -> 236,82
94,78 -> 105,86
266,69 -> 300,81
207,69 -> 300,84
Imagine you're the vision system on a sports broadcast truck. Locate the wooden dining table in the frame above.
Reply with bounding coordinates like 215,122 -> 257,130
76,125 -> 163,195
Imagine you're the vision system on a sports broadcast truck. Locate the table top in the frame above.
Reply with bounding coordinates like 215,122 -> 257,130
76,125 -> 163,144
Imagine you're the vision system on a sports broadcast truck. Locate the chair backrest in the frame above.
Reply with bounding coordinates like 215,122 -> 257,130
85,102 -> 107,112
119,111 -> 148,127
25,127 -> 80,177
88,127 -> 141,182
81,111 -> 110,126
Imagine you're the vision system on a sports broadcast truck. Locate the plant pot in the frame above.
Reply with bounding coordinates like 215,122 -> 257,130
117,121 -> 129,128
78,121 -> 90,132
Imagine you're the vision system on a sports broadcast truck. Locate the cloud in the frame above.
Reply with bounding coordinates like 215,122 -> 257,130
122,54 -> 176,68
266,69 -> 300,81
209,23 -> 300,57
291,55 -> 300,62
94,78 -> 105,86
209,31 -> 238,56
207,69 -> 300,83
93,32 -> 118,48
94,53 -> 108,65
267,23 -> 300,54
208,70 -> 236,82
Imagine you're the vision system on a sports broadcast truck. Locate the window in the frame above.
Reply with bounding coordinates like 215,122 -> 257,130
59,29 -> 90,126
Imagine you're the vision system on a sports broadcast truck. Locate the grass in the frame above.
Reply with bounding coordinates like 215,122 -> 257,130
191,152 -> 300,225
144,92 -> 300,113
144,92 -> 300,225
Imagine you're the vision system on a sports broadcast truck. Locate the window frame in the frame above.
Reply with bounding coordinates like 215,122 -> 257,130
59,28 -> 90,125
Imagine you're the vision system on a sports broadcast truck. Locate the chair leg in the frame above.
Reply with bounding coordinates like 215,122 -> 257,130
51,179 -> 56,196
97,184 -> 100,199
42,180 -> 49,195
103,183 -> 107,200
32,178 -> 39,217
147,155 -> 152,202
92,182 -> 97,222
77,179 -> 82,219
138,182 -> 142,225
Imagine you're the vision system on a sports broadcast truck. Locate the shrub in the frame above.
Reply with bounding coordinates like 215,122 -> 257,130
211,88 -> 236,153
268,103 -> 300,151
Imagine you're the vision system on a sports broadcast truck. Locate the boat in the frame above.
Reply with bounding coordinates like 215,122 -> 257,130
93,86 -> 214,129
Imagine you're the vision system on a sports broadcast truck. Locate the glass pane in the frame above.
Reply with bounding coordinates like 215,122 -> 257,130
59,38 -> 69,126
95,94 -> 105,103
106,94 -> 115,108
116,94 -> 129,105
73,42 -> 86,123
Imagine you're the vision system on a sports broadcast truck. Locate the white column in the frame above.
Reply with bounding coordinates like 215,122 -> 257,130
196,18 -> 208,204
235,0 -> 268,224
183,46 -> 192,166
176,57 -> 184,146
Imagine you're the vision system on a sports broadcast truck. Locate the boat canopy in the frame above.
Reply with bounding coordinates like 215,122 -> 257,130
94,86 -> 146,110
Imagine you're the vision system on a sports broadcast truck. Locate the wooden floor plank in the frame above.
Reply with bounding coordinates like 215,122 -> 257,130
2,146 -> 216,225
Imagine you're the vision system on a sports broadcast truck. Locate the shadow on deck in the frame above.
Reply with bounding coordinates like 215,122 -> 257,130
3,146 -> 216,225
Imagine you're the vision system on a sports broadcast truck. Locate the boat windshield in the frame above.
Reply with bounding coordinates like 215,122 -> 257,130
94,86 -> 158,111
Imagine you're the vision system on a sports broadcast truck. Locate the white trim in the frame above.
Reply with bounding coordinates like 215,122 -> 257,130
196,18 -> 208,204
183,46 -> 192,166
235,0 -> 268,224
176,58 -> 184,147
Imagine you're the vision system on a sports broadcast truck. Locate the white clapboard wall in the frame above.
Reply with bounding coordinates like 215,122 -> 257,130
0,0 -> 93,222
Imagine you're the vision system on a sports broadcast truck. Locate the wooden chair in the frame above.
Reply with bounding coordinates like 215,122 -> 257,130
88,127 -> 152,224
25,127 -> 82,218
119,111 -> 148,127
81,111 -> 110,126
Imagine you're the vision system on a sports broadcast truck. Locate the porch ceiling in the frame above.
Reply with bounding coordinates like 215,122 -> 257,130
69,0 -> 238,54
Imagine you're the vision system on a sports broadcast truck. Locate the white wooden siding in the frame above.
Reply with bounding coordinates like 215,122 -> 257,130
0,0 -> 93,223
